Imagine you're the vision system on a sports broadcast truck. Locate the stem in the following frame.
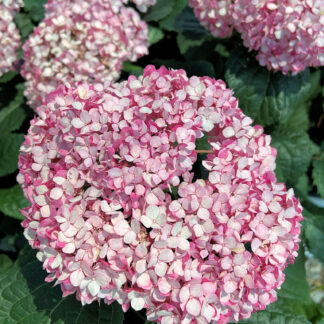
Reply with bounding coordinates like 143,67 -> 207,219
317,113 -> 324,128
311,284 -> 324,293
196,150 -> 213,154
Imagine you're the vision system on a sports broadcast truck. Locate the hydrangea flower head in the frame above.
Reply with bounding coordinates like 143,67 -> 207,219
18,65 -> 303,323
189,0 -> 234,38
0,0 -> 23,77
233,0 -> 324,74
22,0 -> 149,108
190,0 -> 324,74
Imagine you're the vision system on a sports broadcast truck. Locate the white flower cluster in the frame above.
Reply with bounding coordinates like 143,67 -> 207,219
0,0 -> 23,77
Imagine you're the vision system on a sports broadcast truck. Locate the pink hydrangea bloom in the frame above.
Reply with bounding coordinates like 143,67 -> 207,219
0,0 -> 23,77
189,0 -> 234,38
233,0 -> 324,74
190,0 -> 323,74
22,0 -> 149,108
18,65 -> 303,324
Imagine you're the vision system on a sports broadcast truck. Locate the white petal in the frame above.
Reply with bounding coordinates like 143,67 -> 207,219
50,187 -> 63,200
178,238 -> 190,251
179,286 -> 190,303
88,280 -> 100,296
186,298 -> 201,316
71,118 -> 85,129
139,107 -> 152,114
115,220 -> 130,236
155,262 -> 167,277
51,254 -> 62,268
34,195 -> 47,206
70,269 -> 84,287
141,216 -> 153,228
62,242 -> 75,254
131,297 -> 145,311
108,168 -> 122,178
223,126 -> 235,138
159,249 -> 174,263
40,205 -> 51,218
146,205 -> 160,220
146,193 -> 159,205
53,176 -> 66,185
124,231 -> 136,244
135,260 -> 147,274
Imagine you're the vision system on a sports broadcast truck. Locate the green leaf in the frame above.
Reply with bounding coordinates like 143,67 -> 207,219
14,13 -> 34,42
0,133 -> 24,177
271,131 -> 319,184
193,153 -> 209,181
176,33 -> 205,55
312,153 -> 324,198
123,62 -> 144,77
0,185 -> 29,220
173,6 -> 208,39
23,0 -> 47,22
276,103 -> 310,133
153,59 -> 215,78
0,235 -> 17,253
295,173 -> 309,199
185,60 -> 215,77
0,71 -> 18,84
159,0 -> 188,31
225,49 -> 316,126
302,199 -> 324,216
280,250 -> 310,300
148,26 -> 164,45
307,70 -> 322,101
0,255 -> 13,272
0,246 -> 124,324
238,311 -> 311,324
214,43 -> 230,58
196,134 -> 210,150
0,87 -> 25,134
304,210 -> 324,264
144,0 -> 174,22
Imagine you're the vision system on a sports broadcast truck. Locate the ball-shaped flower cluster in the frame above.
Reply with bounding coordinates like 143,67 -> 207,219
22,0 -> 149,109
18,66 -> 303,324
0,0 -> 23,77
233,0 -> 324,74
189,0 -> 324,74
189,0 -> 234,38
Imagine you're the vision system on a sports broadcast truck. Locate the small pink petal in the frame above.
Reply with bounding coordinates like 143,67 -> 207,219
50,187 -> 63,200
224,280 -> 237,294
186,298 -> 201,316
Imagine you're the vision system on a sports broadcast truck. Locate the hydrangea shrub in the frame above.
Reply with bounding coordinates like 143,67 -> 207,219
0,1 -> 323,324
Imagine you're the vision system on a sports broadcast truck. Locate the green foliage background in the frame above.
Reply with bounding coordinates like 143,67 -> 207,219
0,0 -> 323,323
